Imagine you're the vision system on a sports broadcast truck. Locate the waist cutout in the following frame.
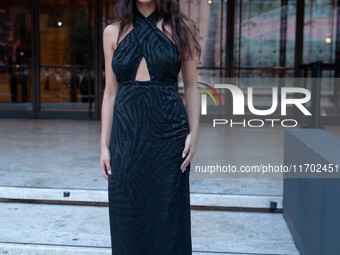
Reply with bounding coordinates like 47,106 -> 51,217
119,80 -> 177,88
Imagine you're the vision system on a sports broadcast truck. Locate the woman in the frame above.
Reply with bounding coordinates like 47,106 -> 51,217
100,0 -> 201,254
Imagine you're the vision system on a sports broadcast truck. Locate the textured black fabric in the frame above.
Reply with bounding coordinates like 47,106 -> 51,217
108,9 -> 192,255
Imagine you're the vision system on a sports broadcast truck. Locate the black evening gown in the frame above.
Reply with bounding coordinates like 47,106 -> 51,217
108,9 -> 192,255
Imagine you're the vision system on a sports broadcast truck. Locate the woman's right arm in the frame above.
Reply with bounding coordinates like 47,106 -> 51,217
100,23 -> 119,181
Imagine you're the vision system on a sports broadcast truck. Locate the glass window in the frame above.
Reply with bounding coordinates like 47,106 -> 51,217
234,0 -> 297,78
39,0 -> 95,112
0,0 -> 33,112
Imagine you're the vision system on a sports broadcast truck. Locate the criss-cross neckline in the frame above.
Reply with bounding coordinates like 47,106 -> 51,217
112,9 -> 178,61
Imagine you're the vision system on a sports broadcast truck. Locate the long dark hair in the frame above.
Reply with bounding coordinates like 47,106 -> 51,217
112,0 -> 201,62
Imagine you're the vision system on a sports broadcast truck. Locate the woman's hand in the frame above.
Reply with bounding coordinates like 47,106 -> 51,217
180,133 -> 197,173
100,147 -> 112,181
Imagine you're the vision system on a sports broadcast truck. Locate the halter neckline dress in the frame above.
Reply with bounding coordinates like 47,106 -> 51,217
108,8 -> 192,255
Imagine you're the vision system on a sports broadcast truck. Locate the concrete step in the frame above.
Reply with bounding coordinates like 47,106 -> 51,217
0,186 -> 283,211
0,243 -> 286,255
0,243 -> 275,255
0,202 -> 299,255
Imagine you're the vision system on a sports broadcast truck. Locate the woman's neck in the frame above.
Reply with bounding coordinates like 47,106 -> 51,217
136,2 -> 157,18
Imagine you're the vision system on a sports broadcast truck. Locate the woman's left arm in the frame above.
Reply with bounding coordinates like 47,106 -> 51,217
180,21 -> 201,173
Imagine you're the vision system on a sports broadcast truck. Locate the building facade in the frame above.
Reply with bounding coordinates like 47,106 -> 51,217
0,0 -> 339,121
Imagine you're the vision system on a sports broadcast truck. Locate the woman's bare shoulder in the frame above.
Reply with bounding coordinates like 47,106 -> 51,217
103,21 -> 121,49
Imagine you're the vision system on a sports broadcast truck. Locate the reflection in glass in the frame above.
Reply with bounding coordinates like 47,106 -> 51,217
303,0 -> 337,65
39,0 -> 95,112
179,0 -> 227,80
0,0 -> 32,111
302,0 -> 340,118
234,0 -> 296,78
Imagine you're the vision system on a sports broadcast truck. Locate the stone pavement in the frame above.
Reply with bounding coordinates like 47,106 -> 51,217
0,202 -> 298,255
3,119 -> 337,254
